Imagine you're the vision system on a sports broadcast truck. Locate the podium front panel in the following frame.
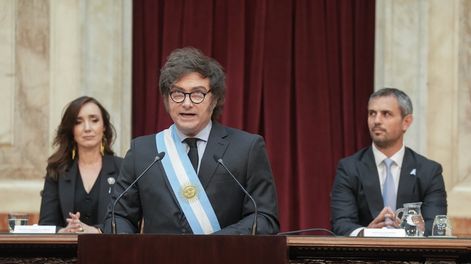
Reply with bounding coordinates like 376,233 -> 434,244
78,234 -> 287,264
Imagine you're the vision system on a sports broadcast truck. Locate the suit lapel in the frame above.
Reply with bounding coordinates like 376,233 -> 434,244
98,155 -> 117,221
198,122 -> 229,188
396,148 -> 417,208
359,147 -> 384,218
59,161 -> 77,219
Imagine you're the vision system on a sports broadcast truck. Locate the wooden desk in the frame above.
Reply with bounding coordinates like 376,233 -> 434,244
287,236 -> 471,263
1,234 -> 471,263
0,234 -> 77,263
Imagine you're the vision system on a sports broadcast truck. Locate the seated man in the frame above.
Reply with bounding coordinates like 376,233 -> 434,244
103,47 -> 279,235
330,88 -> 447,236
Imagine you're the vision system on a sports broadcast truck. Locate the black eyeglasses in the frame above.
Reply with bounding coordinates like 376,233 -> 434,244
169,90 -> 212,104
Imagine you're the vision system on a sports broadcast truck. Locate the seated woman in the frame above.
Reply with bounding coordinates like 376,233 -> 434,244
39,96 -> 122,233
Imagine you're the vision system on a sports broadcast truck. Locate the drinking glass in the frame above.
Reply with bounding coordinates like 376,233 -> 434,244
432,215 -> 452,236
8,213 -> 29,233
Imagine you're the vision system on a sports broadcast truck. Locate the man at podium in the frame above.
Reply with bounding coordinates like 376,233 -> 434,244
330,88 -> 447,236
103,47 -> 279,235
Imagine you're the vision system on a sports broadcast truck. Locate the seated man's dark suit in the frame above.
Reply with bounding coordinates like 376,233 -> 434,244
330,146 -> 447,236
103,122 -> 279,234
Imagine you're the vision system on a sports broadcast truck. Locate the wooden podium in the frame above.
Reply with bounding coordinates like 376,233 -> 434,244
78,234 -> 287,264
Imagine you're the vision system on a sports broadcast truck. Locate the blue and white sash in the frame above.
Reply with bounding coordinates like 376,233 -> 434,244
155,125 -> 221,234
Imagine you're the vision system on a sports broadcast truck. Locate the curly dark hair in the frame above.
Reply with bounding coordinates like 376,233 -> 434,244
159,47 -> 226,120
46,96 -> 115,180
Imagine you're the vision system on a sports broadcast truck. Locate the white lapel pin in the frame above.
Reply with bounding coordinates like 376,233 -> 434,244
410,169 -> 416,176
107,177 -> 116,194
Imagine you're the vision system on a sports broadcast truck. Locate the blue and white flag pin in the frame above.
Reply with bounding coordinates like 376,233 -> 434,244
410,169 -> 416,176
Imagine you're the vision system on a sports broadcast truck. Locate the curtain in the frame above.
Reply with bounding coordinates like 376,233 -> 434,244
132,0 -> 375,232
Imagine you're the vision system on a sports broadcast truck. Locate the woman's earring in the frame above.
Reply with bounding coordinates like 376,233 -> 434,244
72,146 -> 76,160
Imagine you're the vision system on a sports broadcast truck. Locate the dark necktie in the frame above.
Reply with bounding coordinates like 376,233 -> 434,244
184,138 -> 199,172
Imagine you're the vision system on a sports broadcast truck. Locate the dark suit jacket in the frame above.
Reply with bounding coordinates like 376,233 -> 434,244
330,146 -> 447,236
39,155 -> 123,228
103,122 -> 279,234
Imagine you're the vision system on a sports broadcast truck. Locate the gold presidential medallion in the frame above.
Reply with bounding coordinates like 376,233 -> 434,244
182,184 -> 197,200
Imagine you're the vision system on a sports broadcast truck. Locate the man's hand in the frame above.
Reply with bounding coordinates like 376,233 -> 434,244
367,207 -> 400,229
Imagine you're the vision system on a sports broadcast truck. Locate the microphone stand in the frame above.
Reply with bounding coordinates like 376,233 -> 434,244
215,156 -> 258,235
111,152 -> 165,234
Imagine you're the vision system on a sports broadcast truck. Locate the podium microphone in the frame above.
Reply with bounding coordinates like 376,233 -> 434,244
111,152 -> 165,234
214,155 -> 258,235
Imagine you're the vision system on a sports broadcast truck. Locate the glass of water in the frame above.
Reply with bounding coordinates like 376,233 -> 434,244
432,215 -> 452,236
8,213 -> 29,233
